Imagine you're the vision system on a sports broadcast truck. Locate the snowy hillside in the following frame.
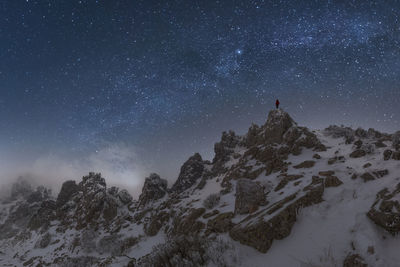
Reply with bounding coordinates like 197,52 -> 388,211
1,109 -> 400,267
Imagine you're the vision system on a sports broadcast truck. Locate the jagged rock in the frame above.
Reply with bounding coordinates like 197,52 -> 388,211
363,163 -> 372,168
203,210 -> 219,219
56,180 -> 80,208
324,125 -> 355,144
27,186 -> 51,203
350,149 -> 366,158
293,160 -> 315,169
171,153 -> 205,193
145,211 -> 169,236
343,253 -> 367,267
313,154 -> 321,159
274,174 -> 303,191
103,196 -> 118,221
107,186 -> 119,197
392,151 -> 400,160
35,232 -> 51,248
11,178 -> 33,199
392,131 -> 400,150
230,178 -> 324,253
206,212 -> 234,234
367,184 -> 400,235
172,208 -> 205,235
138,173 -> 168,207
360,172 -> 375,182
327,156 -> 345,165
213,131 -> 240,173
264,109 -> 296,144
374,141 -> 387,148
324,176 -> 343,187
118,189 -> 133,204
28,200 -> 56,231
373,169 -> 389,178
383,150 -> 393,160
235,179 -> 265,214
354,139 -> 363,149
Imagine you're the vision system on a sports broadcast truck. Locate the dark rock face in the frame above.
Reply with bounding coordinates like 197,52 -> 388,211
392,151 -> 400,160
367,184 -> 400,235
28,200 -> 56,231
145,211 -> 169,236
230,178 -> 324,253
56,180 -> 80,208
234,179 -> 265,214
171,153 -> 205,193
138,173 -> 168,207
349,149 -> 366,158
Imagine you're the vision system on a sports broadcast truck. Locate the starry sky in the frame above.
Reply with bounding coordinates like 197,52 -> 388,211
1,0 -> 400,183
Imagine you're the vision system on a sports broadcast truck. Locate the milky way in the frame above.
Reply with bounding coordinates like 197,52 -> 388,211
1,1 -> 400,179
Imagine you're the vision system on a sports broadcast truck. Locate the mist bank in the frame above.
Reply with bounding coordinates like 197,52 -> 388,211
0,144 -> 154,199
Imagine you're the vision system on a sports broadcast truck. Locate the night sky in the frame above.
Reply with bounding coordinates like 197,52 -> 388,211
1,1 -> 400,184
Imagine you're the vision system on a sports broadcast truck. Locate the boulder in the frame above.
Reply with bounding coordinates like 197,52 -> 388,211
293,160 -> 315,169
392,131 -> 400,150
235,179 -> 265,214
138,173 -> 168,207
349,149 -> 366,158
361,172 -> 375,182
171,153 -> 205,193
383,149 -> 393,160
343,254 -> 367,267
367,184 -> 400,235
324,176 -> 343,187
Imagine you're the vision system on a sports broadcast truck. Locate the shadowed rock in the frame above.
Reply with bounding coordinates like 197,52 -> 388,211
171,153 -> 205,193
138,173 -> 168,207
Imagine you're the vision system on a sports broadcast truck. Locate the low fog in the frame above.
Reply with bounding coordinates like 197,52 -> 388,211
0,144 -> 159,200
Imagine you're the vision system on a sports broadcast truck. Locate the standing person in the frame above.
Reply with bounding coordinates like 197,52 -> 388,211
275,99 -> 280,109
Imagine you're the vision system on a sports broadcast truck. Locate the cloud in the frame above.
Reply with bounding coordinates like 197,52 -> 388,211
0,144 -> 150,199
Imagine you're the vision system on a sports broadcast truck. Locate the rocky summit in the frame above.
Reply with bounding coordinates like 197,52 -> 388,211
1,109 -> 400,266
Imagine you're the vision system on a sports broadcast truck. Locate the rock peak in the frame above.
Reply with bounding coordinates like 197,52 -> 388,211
263,109 -> 296,144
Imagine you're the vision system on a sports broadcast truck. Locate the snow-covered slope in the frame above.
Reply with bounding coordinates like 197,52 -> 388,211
1,109 -> 400,267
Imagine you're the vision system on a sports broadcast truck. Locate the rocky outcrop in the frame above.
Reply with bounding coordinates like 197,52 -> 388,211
367,184 -> 400,235
138,173 -> 168,207
171,153 -> 205,193
56,180 -> 80,208
212,131 -> 241,174
264,109 -> 296,144
234,179 -> 266,214
230,177 -> 324,253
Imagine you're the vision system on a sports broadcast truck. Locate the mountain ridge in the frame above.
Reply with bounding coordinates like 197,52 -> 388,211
1,109 -> 400,266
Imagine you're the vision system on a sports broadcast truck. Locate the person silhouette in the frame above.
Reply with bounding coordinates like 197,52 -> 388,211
275,99 -> 280,109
